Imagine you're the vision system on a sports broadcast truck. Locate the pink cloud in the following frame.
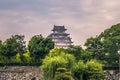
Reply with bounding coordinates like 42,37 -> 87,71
0,0 -> 120,47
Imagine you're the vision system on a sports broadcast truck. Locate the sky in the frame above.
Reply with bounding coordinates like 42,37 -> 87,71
0,0 -> 120,46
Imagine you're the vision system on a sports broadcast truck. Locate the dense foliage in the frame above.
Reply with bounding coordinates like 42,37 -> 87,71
65,45 -> 93,62
28,35 -> 54,63
73,60 -> 104,80
0,23 -> 120,80
0,35 -> 26,61
41,48 -> 104,80
85,23 -> 120,67
41,48 -> 75,80
0,34 -> 54,65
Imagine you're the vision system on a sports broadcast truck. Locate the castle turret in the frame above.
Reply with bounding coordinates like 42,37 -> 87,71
48,25 -> 73,48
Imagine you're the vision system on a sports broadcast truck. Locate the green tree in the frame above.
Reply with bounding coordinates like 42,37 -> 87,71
66,45 -> 93,62
11,52 -> 31,64
0,40 -> 2,47
42,56 -> 68,80
11,35 -> 26,62
55,68 -> 73,80
66,45 -> 83,60
41,48 -> 104,80
72,60 -> 85,80
85,37 -> 103,60
28,35 -> 54,63
41,48 -> 75,80
85,60 -> 104,80
0,37 -> 17,60
0,40 -> 2,55
0,40 -> 9,63
0,35 -> 26,62
73,60 -> 104,80
85,23 -> 120,66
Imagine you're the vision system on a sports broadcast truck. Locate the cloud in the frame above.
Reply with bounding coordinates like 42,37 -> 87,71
0,10 -> 51,42
0,0 -> 120,46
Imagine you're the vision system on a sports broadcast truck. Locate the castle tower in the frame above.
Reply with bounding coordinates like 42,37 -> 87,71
48,25 -> 73,48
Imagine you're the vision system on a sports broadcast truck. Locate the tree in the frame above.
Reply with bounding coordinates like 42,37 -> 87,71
41,48 -> 104,80
72,60 -> 85,80
66,45 -> 93,62
0,38 -> 17,60
85,23 -> 120,66
0,40 -> 2,55
73,60 -> 104,80
28,35 -> 54,63
0,40 -> 2,46
11,35 -> 26,55
85,60 -> 104,80
11,35 -> 26,62
0,35 -> 26,62
41,48 -> 75,80
42,56 -> 68,80
85,37 -> 103,60
55,68 -> 73,80
0,40 -> 8,63
65,45 -> 83,60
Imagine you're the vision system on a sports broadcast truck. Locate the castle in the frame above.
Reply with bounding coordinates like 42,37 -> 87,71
48,25 -> 73,48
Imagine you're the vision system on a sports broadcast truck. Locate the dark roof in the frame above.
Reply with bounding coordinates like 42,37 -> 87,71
48,33 -> 69,37
48,25 -> 73,47
52,25 -> 67,31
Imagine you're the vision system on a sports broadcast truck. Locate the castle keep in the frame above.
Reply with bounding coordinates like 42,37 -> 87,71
48,25 -> 73,48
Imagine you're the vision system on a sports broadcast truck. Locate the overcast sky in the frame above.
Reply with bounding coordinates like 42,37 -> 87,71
0,0 -> 120,46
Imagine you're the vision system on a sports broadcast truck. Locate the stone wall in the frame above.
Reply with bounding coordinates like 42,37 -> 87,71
0,66 -> 42,80
104,70 -> 119,80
